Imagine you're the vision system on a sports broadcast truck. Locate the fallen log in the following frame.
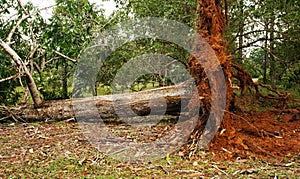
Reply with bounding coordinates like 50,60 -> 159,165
3,80 -> 200,122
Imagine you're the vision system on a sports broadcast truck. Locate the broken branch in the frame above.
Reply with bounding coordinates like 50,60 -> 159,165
54,51 -> 77,64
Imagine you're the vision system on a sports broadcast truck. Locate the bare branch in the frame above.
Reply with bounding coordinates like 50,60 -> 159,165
17,0 -> 29,15
229,29 -> 282,44
33,62 -> 42,74
54,51 -> 77,64
6,14 -> 30,43
45,57 -> 60,65
7,0 -> 45,44
0,39 -> 25,68
0,38 -> 43,106
26,44 -> 40,61
234,37 -> 283,51
0,73 -> 21,83
8,4 -> 56,20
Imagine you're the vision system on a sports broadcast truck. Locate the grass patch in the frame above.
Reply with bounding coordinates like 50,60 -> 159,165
0,122 -> 299,178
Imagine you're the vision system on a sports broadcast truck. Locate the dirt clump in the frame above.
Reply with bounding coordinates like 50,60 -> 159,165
209,110 -> 300,162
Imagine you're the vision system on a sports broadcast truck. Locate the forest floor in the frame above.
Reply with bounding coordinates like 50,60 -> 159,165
0,109 -> 299,178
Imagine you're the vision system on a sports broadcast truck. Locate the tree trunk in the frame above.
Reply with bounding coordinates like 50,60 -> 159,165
238,0 -> 244,62
0,39 -> 43,107
62,59 -> 68,99
269,21 -> 276,88
189,0 -> 232,140
263,22 -> 268,84
7,81 -> 199,122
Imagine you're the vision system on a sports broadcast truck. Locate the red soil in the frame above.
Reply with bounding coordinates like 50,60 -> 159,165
209,109 -> 300,162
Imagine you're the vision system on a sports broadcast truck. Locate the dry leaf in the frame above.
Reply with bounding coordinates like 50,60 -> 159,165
64,165 -> 76,169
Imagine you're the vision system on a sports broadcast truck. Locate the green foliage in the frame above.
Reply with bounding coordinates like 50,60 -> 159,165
0,0 -> 108,103
94,0 -> 196,90
0,0 -> 45,105
98,38 -> 190,88
0,37 -> 18,105
41,0 -> 105,99
1,0 -> 299,104
125,0 -> 198,27
226,0 -> 300,90
242,49 -> 264,78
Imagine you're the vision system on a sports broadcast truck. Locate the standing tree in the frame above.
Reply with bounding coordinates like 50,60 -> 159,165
43,0 -> 104,99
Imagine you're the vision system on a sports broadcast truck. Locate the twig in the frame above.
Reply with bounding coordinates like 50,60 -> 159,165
0,105 -> 25,122
6,14 -> 31,43
212,165 -> 229,176
26,44 -> 40,61
54,51 -> 77,64
17,0 -> 29,15
148,165 -> 169,175
222,147 -> 232,154
0,73 -> 21,83
258,83 -> 286,97
0,116 -> 12,121
8,5 -> 56,20
267,162 -> 295,167
175,169 -> 201,174
250,142 -> 279,159
45,57 -> 60,65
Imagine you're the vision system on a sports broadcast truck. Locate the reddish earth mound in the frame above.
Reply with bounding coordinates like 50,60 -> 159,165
209,110 -> 300,161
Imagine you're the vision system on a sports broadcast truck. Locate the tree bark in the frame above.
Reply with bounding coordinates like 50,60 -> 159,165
269,21 -> 276,88
188,0 -> 232,140
62,59 -> 69,99
263,21 -> 269,84
238,0 -> 244,62
0,39 -> 43,107
6,81 -> 199,122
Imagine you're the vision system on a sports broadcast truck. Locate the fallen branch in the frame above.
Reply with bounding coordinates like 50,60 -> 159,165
175,169 -> 201,174
212,165 -> 229,176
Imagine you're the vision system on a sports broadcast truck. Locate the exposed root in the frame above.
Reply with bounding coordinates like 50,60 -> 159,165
232,63 -> 294,109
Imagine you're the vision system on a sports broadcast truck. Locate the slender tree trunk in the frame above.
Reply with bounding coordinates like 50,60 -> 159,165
263,22 -> 268,84
269,21 -> 276,88
62,60 -> 68,99
0,39 -> 43,107
238,0 -> 244,61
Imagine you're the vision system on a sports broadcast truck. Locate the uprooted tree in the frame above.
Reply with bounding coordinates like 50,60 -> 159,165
0,0 -> 296,151
187,0 -> 232,148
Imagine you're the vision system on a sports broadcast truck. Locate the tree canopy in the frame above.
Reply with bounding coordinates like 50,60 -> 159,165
0,0 -> 299,107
